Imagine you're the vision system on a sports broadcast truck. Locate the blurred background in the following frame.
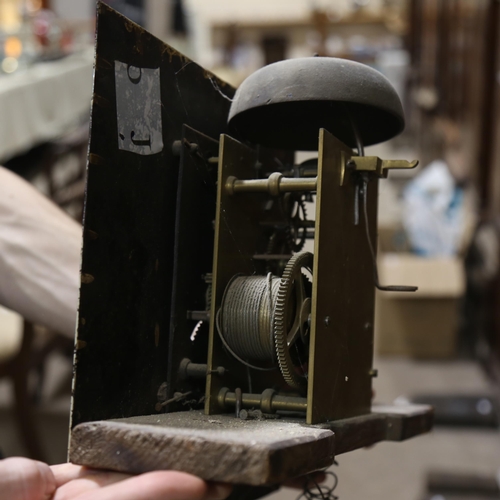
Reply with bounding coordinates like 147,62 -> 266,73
0,1 -> 499,499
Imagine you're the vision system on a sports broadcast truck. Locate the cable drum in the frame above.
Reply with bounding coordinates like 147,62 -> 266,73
219,275 -> 281,363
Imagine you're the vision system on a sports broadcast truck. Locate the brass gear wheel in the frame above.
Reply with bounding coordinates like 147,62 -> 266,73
273,251 -> 313,391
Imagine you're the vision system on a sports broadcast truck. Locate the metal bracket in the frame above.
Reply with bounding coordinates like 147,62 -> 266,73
341,156 -> 418,185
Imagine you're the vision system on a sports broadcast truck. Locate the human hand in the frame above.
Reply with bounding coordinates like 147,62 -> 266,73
0,457 -> 232,500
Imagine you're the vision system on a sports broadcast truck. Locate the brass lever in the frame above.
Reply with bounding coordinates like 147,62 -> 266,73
346,156 -> 419,180
359,177 -> 418,293
340,156 -> 418,186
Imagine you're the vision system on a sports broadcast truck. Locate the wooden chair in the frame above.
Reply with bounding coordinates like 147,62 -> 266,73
0,321 -> 45,460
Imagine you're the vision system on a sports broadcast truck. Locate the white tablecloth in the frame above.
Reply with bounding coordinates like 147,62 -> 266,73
0,48 -> 94,162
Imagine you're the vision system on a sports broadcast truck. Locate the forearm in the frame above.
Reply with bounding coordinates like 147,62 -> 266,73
0,166 -> 82,337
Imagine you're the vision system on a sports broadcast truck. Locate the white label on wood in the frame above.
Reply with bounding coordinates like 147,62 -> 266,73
115,61 -> 163,155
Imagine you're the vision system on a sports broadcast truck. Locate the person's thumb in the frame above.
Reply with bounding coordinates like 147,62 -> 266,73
0,457 -> 56,500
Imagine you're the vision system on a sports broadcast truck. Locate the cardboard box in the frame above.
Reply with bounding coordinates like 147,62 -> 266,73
375,253 -> 465,358
378,224 -> 410,253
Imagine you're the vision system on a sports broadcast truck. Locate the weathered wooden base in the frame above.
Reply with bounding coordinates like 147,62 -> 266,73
69,405 -> 432,486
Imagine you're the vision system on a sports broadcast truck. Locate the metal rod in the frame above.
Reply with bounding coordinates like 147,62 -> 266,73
218,388 -> 307,413
361,177 -> 417,292
259,220 -> 315,228
178,358 -> 226,380
225,173 -> 317,196
344,103 -> 365,156
187,310 -> 210,321
235,388 -> 242,418
155,391 -> 192,411
252,254 -> 293,260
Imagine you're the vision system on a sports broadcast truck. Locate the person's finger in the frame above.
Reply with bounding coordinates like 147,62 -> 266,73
52,465 -> 132,498
57,470 -> 231,500
0,457 -> 56,500
51,463 -> 86,487
52,474 -> 132,500
51,463 -> 130,488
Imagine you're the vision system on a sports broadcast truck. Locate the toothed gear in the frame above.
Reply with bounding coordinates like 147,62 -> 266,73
273,251 -> 313,391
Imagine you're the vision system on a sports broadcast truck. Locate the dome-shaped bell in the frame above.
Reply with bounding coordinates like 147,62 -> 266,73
227,57 -> 405,151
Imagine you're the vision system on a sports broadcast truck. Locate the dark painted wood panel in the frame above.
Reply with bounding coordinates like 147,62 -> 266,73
72,3 -> 234,427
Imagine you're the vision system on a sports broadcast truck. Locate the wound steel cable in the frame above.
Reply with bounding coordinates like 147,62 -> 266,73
218,274 -> 281,367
